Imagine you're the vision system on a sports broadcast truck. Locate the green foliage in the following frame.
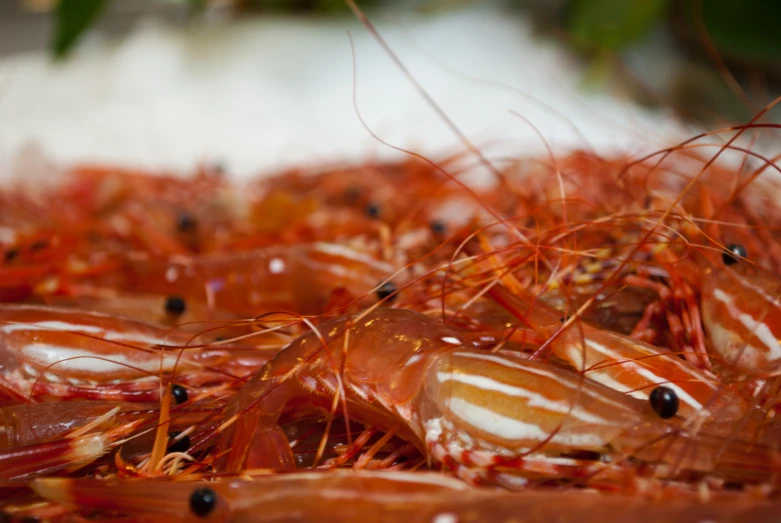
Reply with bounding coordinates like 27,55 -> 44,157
238,0 -> 378,14
52,0 -> 205,59
52,0 -> 109,59
49,0 -> 781,68
49,0 -> 384,59
690,0 -> 781,65
569,0 -> 669,52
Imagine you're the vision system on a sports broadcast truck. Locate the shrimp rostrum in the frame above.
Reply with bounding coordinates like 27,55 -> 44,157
215,308 -> 778,492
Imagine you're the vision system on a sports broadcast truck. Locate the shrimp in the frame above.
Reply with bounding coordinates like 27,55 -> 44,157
0,229 -> 116,304
31,471 -> 469,522
466,279 -> 749,424
57,164 -> 233,255
444,197 -> 781,446
41,293 -> 242,333
0,304 -> 274,403
214,308 -> 775,491
525,155 -> 781,382
436,233 -> 752,431
246,158 -> 465,236
78,242 -> 399,317
618,223 -> 781,379
29,470 -> 781,522
701,255 -> 781,377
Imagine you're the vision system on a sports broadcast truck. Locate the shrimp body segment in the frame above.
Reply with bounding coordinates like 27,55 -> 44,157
220,308 -> 768,487
701,265 -> 781,376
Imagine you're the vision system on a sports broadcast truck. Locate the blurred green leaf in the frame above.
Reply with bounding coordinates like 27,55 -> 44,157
569,0 -> 669,51
52,0 -> 109,59
578,52 -> 613,90
692,0 -> 781,65
187,0 -> 207,10
237,0 -> 381,14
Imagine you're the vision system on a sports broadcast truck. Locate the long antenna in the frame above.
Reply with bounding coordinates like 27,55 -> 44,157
346,0 -> 508,187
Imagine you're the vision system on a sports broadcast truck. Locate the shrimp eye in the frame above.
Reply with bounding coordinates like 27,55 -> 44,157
168,432 -> 191,453
365,202 -> 382,219
722,244 -> 747,266
430,220 -> 447,235
3,249 -> 18,262
164,295 -> 187,316
177,212 -> 197,232
377,281 -> 397,303
649,386 -> 679,419
171,384 -> 189,404
189,487 -> 217,518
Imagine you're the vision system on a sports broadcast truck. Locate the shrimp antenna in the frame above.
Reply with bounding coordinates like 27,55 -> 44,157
346,0 -> 508,188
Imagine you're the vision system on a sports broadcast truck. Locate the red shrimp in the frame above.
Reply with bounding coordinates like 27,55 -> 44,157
700,254 -> 781,376
77,242 -> 399,316
432,234 -> 752,431
0,304 -> 275,403
0,229 -> 117,303
30,471 -> 781,522
466,278 -> 748,423
214,308 -> 775,491
40,293 -> 242,334
32,471 -> 469,522
246,158 -> 465,236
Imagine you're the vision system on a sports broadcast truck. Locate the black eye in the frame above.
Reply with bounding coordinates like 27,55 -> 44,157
177,212 -> 197,232
189,487 -> 217,518
365,202 -> 381,219
171,384 -> 189,404
722,244 -> 747,266
3,249 -> 18,263
430,220 -> 447,235
168,432 -> 191,453
376,281 -> 397,303
164,295 -> 187,316
649,386 -> 679,419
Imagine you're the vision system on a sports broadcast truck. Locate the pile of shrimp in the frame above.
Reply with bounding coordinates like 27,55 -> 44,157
1,118 -> 781,522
